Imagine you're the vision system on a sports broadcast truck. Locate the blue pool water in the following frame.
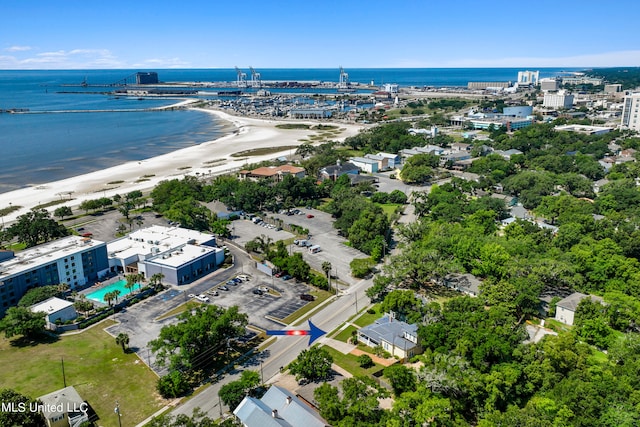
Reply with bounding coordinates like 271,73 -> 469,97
85,279 -> 137,304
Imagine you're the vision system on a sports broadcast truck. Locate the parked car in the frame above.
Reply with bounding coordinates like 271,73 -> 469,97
237,274 -> 250,281
231,278 -> 242,284
258,286 -> 269,292
219,285 -> 229,291
300,294 -> 315,301
281,274 -> 292,281
226,280 -> 237,286
275,272 -> 284,278
196,294 -> 210,302
252,289 -> 264,295
207,290 -> 219,296
82,232 -> 93,237
187,294 -> 196,299
306,214 -> 314,218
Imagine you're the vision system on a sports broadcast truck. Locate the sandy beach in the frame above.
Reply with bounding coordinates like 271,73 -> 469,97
0,108 -> 363,224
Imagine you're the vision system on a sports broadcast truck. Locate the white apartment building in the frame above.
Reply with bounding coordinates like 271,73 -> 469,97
543,91 -> 574,109
621,93 -> 640,132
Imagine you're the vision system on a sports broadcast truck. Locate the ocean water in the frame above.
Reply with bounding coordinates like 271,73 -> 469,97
0,68 -> 577,193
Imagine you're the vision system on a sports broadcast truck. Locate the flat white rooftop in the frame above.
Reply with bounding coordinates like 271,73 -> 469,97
146,244 -> 220,268
0,236 -> 105,279
107,226 -> 220,268
30,297 -> 74,314
107,226 -> 216,260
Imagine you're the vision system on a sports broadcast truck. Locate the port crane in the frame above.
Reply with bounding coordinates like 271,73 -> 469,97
235,66 -> 247,88
338,66 -> 351,91
249,66 -> 262,88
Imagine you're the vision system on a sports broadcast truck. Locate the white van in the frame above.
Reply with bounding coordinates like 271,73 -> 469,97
308,245 -> 321,254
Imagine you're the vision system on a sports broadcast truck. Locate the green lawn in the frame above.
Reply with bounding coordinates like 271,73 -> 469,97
353,304 -> 382,328
334,325 -> 357,343
0,321 -> 165,427
322,345 -> 383,377
378,203 -> 402,219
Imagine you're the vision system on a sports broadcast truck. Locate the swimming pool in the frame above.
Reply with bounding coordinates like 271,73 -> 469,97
85,280 -> 137,304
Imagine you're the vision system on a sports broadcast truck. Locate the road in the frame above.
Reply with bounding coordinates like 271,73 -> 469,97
169,275 -> 372,419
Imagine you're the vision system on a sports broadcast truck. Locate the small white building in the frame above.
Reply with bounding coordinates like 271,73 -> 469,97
30,297 -> 77,326
349,156 -> 379,173
376,152 -> 401,169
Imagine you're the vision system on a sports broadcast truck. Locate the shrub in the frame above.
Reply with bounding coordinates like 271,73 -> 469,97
358,354 -> 373,368
157,370 -> 191,398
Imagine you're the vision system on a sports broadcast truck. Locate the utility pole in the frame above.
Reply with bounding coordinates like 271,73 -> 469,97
115,401 -> 122,427
260,361 -> 264,384
355,293 -> 358,314
61,357 -> 66,388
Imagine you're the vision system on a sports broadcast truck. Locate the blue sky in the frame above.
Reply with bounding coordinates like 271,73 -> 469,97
1,0 -> 639,69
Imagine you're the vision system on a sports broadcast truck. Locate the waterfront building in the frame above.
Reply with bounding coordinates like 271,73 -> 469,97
135,72 -> 159,84
517,70 -> 539,86
621,93 -> 640,132
543,91 -> 574,109
468,81 -> 511,90
467,117 -> 533,131
289,108 -> 332,119
0,236 -> 109,315
238,165 -> 306,182
106,226 -> 223,286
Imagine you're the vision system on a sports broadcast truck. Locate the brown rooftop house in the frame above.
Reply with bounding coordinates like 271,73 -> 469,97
239,165 -> 306,182
38,386 -> 89,427
555,292 -> 604,326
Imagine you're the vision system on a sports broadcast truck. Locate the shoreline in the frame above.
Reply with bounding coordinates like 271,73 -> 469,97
0,108 -> 363,224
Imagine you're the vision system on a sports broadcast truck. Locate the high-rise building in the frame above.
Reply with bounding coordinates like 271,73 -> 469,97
621,93 -> 640,132
517,70 -> 539,85
543,91 -> 574,109
0,236 -> 109,315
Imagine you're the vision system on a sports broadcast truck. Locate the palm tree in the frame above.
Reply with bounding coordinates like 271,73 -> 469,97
113,289 -> 121,304
115,333 -> 130,353
104,291 -> 116,307
57,282 -> 70,298
124,279 -> 136,297
149,273 -> 165,290
322,261 -> 332,278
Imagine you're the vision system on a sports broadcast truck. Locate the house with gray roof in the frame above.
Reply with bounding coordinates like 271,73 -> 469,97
555,292 -> 605,326
319,161 -> 360,181
38,386 -> 89,427
443,273 -> 482,297
234,385 -> 328,427
357,315 -> 421,360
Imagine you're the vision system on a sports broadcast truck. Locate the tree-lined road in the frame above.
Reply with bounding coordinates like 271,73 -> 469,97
169,275 -> 372,419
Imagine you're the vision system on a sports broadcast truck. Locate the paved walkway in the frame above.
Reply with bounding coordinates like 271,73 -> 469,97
349,348 -> 397,367
321,337 -> 356,354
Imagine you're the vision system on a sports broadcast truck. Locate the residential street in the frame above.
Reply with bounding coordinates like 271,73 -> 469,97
167,275 -> 372,420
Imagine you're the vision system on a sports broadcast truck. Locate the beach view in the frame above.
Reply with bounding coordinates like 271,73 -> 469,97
1,1 -> 640,427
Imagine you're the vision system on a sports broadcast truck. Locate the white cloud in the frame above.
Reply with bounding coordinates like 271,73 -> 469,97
132,57 -> 191,68
5,45 -> 32,52
1,48 -> 126,69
